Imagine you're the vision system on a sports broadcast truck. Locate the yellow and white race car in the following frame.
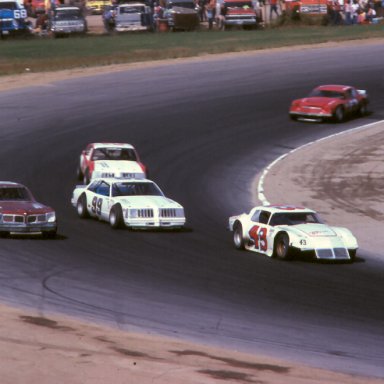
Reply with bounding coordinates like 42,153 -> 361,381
228,205 -> 358,261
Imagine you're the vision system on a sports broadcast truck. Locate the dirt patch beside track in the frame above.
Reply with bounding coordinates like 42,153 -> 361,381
1,303 -> 383,384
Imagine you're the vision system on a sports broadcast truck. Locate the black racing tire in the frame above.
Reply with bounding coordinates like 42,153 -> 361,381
348,249 -> 356,262
289,114 -> 298,121
233,222 -> 245,250
109,205 -> 124,229
358,102 -> 368,116
273,232 -> 292,260
83,169 -> 90,185
0,231 -> 9,238
42,229 -> 57,239
333,106 -> 345,123
77,194 -> 89,219
76,165 -> 84,181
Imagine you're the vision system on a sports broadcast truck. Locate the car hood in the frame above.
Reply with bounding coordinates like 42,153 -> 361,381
168,6 -> 197,14
227,8 -> 255,15
116,13 -> 141,22
115,196 -> 182,209
289,223 -> 337,237
94,161 -> 144,173
0,201 -> 52,214
297,97 -> 338,108
0,9 -> 14,18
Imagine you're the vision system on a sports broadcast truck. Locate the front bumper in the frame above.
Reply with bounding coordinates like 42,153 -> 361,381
124,218 -> 185,229
115,24 -> 148,32
0,222 -> 57,234
51,26 -> 86,34
290,111 -> 332,118
225,19 -> 257,26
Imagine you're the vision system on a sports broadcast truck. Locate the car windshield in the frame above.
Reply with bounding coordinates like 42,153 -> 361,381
225,1 -> 253,8
112,182 -> 164,197
0,2 -> 17,9
308,89 -> 345,99
169,1 -> 195,8
269,212 -> 322,226
0,187 -> 31,201
91,148 -> 138,161
54,9 -> 82,19
120,5 -> 145,12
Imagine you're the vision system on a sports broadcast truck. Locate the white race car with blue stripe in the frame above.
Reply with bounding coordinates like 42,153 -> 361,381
71,178 -> 186,230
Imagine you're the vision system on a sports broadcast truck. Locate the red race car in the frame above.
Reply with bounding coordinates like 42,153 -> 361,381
0,181 -> 57,237
289,84 -> 369,123
77,143 -> 148,185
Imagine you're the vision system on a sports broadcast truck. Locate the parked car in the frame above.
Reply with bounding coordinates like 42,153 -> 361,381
0,181 -> 57,237
48,6 -> 87,37
71,178 -> 186,229
162,0 -> 199,31
215,0 -> 260,30
0,0 -> 32,37
77,142 -> 148,185
289,84 -> 369,122
112,2 -> 153,32
228,205 -> 358,261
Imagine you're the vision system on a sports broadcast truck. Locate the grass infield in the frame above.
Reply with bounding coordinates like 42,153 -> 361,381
0,24 -> 383,76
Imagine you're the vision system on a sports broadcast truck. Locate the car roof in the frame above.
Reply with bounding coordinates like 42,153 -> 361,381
91,177 -> 154,184
90,143 -> 135,150
315,84 -> 352,92
56,6 -> 80,10
0,181 -> 24,188
255,205 -> 316,214
119,2 -> 146,5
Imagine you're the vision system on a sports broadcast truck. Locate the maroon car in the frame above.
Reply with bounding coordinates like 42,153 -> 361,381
0,181 -> 57,237
289,84 -> 369,123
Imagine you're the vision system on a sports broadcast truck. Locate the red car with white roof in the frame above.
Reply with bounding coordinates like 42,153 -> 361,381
0,181 -> 57,237
289,84 -> 369,122
77,143 -> 147,185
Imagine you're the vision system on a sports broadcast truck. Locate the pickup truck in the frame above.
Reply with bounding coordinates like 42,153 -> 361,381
113,2 -> 153,32
215,0 -> 260,30
0,0 -> 31,37
48,6 -> 87,37
162,0 -> 199,31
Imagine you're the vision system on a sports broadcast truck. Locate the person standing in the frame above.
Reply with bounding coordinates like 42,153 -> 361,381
206,0 -> 216,29
344,0 -> 352,24
269,0 -> 279,20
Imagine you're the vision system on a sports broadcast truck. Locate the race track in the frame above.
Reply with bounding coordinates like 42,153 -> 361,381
1,41 -> 384,378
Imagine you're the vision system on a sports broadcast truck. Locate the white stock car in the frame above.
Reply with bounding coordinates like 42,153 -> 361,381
228,205 -> 358,261
71,178 -> 186,229
77,143 -> 147,185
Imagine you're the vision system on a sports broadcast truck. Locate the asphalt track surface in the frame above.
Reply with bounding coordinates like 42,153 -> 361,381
1,41 -> 384,378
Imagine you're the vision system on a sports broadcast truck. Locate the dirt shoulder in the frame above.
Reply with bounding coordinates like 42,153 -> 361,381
2,303 -> 383,384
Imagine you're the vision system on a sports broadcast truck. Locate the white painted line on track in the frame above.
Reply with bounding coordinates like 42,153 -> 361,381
257,120 -> 384,206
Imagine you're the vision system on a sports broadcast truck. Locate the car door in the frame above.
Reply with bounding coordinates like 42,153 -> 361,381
345,88 -> 359,113
89,180 -> 110,221
246,209 -> 271,255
